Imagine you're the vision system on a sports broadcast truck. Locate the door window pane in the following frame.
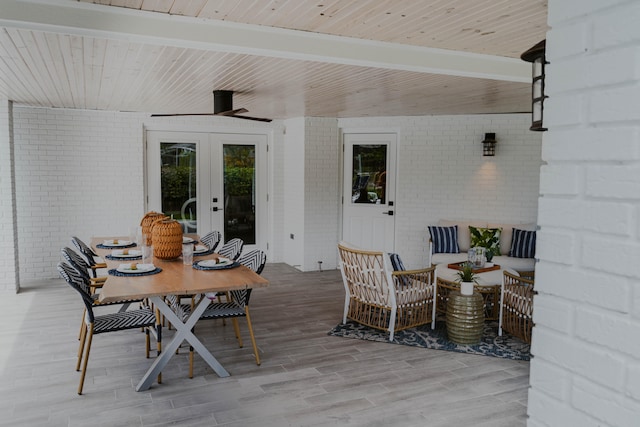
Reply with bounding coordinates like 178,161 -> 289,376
224,144 -> 256,244
160,143 -> 197,233
351,144 -> 387,204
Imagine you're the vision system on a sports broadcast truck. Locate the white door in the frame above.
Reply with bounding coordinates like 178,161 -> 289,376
342,133 -> 396,252
146,130 -> 268,252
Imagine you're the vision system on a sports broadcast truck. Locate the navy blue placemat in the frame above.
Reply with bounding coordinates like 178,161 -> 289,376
98,243 -> 137,249
192,261 -> 239,271
193,248 -> 216,256
108,267 -> 162,277
105,254 -> 142,261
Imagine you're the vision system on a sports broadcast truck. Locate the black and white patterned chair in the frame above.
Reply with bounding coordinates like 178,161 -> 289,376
217,238 -> 244,261
237,249 -> 267,275
182,249 -> 266,377
62,246 -> 143,338
57,262 -> 161,395
200,231 -> 221,251
71,236 -> 107,278
61,246 -> 107,293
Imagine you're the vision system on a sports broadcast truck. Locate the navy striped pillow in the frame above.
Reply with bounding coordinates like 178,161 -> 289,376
388,253 -> 406,271
428,225 -> 459,254
509,228 -> 536,258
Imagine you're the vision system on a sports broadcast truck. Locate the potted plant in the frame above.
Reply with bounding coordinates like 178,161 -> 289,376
485,248 -> 495,267
456,262 -> 478,296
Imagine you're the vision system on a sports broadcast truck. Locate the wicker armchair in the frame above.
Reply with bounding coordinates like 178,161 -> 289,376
499,271 -> 535,344
337,242 -> 436,341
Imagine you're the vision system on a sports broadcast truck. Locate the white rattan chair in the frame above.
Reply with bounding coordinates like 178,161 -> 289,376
499,271 -> 535,344
337,241 -> 436,341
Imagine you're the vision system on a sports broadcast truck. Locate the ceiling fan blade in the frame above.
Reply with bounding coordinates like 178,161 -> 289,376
228,115 -> 273,123
151,112 -> 218,117
214,108 -> 249,116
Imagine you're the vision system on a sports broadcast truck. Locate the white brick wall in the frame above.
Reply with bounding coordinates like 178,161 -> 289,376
303,117 -> 340,271
529,0 -> 640,426
281,117 -> 340,272
339,114 -> 542,269
0,100 -> 19,292
13,107 -> 146,280
282,118 -> 306,269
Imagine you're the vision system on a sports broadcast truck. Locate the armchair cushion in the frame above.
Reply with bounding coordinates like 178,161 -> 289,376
509,228 -> 537,258
428,225 -> 459,254
469,226 -> 502,255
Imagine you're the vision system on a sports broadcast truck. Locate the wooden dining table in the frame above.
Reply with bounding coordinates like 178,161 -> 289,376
93,236 -> 269,392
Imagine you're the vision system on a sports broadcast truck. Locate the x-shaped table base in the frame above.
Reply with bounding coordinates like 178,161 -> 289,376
135,295 -> 230,391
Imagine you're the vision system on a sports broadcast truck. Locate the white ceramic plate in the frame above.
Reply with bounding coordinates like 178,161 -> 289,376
103,239 -> 132,247
198,257 -> 232,268
117,263 -> 155,273
183,236 -> 195,244
193,245 -> 209,254
111,249 -> 142,258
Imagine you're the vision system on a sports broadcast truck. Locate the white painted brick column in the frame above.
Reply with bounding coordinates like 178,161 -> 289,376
529,1 -> 640,426
0,100 -> 19,293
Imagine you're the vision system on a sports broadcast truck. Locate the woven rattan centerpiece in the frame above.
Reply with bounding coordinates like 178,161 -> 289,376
140,211 -> 166,245
151,218 -> 183,260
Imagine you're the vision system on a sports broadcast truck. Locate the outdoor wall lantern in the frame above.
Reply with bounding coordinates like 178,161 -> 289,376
482,132 -> 497,156
521,40 -> 548,131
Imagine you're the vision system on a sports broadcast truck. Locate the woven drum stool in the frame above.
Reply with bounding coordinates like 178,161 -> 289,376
446,291 -> 485,345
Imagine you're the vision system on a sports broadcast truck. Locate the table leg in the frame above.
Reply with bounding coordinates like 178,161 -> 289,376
134,295 -> 230,391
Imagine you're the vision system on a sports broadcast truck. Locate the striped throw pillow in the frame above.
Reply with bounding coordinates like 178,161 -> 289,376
509,228 -> 536,258
428,225 -> 459,254
388,253 -> 406,271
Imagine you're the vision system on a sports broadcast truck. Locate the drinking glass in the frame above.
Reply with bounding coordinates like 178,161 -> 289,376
182,243 -> 193,266
142,245 -> 154,265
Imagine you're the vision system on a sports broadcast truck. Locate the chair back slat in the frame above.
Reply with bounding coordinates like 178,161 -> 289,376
218,238 -> 244,261
61,247 -> 92,283
238,249 -> 267,275
200,231 -> 221,251
57,262 -> 96,322
71,236 -> 99,267
338,242 -> 395,307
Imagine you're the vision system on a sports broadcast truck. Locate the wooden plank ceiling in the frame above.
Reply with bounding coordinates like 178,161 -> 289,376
0,0 -> 548,120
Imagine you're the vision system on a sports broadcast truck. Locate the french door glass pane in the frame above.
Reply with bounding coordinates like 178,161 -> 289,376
160,142 -> 197,233
224,144 -> 256,244
351,144 -> 387,204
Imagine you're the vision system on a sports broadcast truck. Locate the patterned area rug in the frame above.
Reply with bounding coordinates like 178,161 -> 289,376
328,320 -> 530,361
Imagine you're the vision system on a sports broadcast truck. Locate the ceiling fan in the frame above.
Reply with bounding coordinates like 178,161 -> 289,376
151,90 -> 272,122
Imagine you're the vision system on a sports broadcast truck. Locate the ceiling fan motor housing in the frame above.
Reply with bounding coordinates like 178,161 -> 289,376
213,90 -> 234,114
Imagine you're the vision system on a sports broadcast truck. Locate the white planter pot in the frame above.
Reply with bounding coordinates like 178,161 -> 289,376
460,281 -> 474,296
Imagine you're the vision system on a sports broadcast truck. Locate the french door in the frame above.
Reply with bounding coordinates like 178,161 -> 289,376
342,132 -> 397,252
146,131 -> 268,252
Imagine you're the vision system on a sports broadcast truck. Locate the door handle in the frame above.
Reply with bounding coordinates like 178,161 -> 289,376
212,207 -> 223,212
382,210 -> 394,216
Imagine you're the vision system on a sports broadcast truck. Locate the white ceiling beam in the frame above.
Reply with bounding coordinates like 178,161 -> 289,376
0,0 -> 530,82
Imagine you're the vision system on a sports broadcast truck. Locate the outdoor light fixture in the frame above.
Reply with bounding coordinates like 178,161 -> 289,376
521,40 -> 548,131
482,133 -> 497,157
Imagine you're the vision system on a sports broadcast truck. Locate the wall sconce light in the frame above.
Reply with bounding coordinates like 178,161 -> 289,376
482,133 -> 497,156
521,40 -> 548,131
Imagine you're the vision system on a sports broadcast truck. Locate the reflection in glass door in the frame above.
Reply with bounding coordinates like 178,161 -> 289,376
351,144 -> 387,205
160,143 -> 197,233
223,144 -> 256,244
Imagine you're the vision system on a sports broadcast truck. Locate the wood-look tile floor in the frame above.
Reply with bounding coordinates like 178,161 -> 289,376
0,264 -> 529,426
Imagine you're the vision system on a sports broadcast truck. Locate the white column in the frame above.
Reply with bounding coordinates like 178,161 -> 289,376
0,100 -> 19,293
529,1 -> 640,426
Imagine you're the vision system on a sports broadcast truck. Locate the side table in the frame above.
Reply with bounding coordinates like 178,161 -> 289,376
446,291 -> 485,345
